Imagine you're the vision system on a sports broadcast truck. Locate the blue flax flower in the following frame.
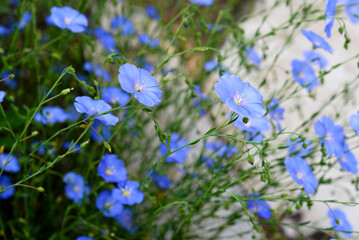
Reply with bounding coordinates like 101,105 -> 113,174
340,0 -> 359,24
337,144 -> 358,174
204,60 -> 229,74
324,0 -> 338,38
233,115 -> 270,134
0,25 -> 11,36
314,115 -> 345,157
94,28 -> 117,53
18,11 -> 31,30
205,141 -> 237,158
160,132 -> 190,164
189,0 -> 214,6
74,96 -> 119,126
63,172 -> 90,203
76,237 -> 94,240
145,5 -> 160,21
34,106 -> 69,125
328,209 -> 352,237
90,120 -> 112,143
247,193 -> 272,219
115,208 -> 139,234
96,190 -> 123,218
0,174 -> 15,200
111,16 -> 136,35
349,110 -> 359,134
97,154 -> 127,182
291,59 -> 318,91
0,153 -> 20,173
84,62 -> 111,81
246,47 -> 262,65
0,91 -> 6,103
286,138 -> 313,157
303,50 -> 328,68
102,86 -> 130,106
301,30 -> 333,54
138,34 -> 159,48
214,74 -> 266,118
118,63 -> 162,107
268,98 -> 285,131
47,6 -> 88,33
284,156 -> 318,194
112,180 -> 144,205
150,171 -> 172,189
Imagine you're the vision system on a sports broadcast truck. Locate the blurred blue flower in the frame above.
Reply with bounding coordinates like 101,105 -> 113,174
63,172 -> 89,203
268,98 -> 284,131
111,16 -> 136,35
62,141 -> 82,153
246,47 -> 262,65
138,34 -> 159,48
214,74 -> 266,118
205,141 -> 238,158
0,25 -> 11,35
47,6 -> 88,33
90,120 -> 112,143
18,11 -> 31,30
233,115 -> 270,134
328,209 -> 352,237
74,96 -> 119,126
0,175 -> 15,200
159,132 -> 190,164
314,115 -> 345,157
324,0 -> 337,38
286,138 -> 313,158
97,154 -> 127,182
0,153 -> 20,173
34,106 -> 69,125
340,0 -> 359,23
291,59 -> 318,91
115,208 -> 139,234
189,0 -> 213,6
301,30 -> 333,53
0,91 -> 5,103
145,5 -> 160,21
136,57 -> 155,73
94,27 -> 118,53
206,23 -> 224,32
102,86 -> 130,106
303,50 -> 328,68
247,193 -> 272,219
76,237 -> 94,240
349,110 -> 359,133
84,62 -> 111,82
1,71 -> 18,89
96,190 -> 124,218
204,60 -> 229,73
337,144 -> 358,174
150,171 -> 172,189
284,156 -> 318,194
112,180 -> 144,205
118,63 -> 162,107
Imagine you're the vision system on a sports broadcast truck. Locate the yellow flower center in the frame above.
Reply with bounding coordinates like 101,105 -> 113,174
134,82 -> 143,92
73,185 -> 80,192
105,201 -> 111,208
105,169 -> 112,175
65,17 -> 72,24
122,190 -> 130,197
233,92 -> 243,105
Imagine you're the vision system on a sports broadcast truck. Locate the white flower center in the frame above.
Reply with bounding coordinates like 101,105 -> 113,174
65,17 -> 72,24
296,172 -> 303,180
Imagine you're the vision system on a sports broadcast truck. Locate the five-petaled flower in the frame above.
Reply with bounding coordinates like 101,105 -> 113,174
112,180 -> 144,205
118,63 -> 162,107
314,115 -> 345,157
47,6 -> 88,33
74,96 -> 119,126
96,190 -> 124,218
284,156 -> 318,194
246,193 -> 272,219
214,74 -> 266,118
97,154 -> 127,182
